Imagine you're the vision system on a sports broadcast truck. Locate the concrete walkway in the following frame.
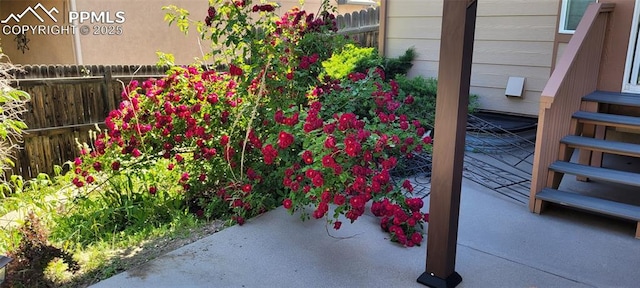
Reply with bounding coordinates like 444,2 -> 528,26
91,178 -> 640,288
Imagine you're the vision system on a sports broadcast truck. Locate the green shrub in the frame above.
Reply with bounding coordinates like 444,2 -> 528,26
394,75 -> 437,126
51,158 -> 186,247
0,167 -> 74,255
321,46 -> 418,82
381,47 -> 416,79
321,43 -> 382,79
395,74 -> 479,127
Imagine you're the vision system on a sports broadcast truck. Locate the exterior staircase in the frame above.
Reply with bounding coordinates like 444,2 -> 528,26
533,91 -> 640,239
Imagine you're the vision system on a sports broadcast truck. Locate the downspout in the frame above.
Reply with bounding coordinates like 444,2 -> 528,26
70,0 -> 83,65
378,0 -> 387,57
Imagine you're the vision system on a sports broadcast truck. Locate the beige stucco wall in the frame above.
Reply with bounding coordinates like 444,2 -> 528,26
1,0 -> 75,64
1,0 -> 375,65
385,0 -> 560,117
74,0 -> 205,65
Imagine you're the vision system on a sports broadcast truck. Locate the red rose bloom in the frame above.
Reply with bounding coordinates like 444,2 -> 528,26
73,178 -> 84,188
229,64 -> 243,77
404,95 -> 415,104
283,198 -> 293,209
324,136 -> 337,149
406,197 -> 424,212
277,131 -> 294,149
242,184 -> 252,193
322,154 -> 336,168
411,232 -> 423,245
349,195 -> 366,209
400,121 -> 409,130
261,144 -> 278,164
312,174 -> 324,187
220,135 -> 230,146
344,135 -> 362,157
302,150 -> 313,164
305,168 -> 318,180
402,179 -> 414,192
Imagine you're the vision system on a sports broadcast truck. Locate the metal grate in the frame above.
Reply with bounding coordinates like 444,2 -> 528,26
462,113 -> 535,204
394,113 -> 536,203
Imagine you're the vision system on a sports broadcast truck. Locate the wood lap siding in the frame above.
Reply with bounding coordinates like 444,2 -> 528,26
385,0 -> 559,116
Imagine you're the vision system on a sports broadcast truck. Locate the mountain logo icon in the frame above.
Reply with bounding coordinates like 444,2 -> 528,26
1,3 -> 59,24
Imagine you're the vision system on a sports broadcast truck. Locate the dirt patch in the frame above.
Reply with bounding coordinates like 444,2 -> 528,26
125,220 -> 224,267
76,220 -> 226,287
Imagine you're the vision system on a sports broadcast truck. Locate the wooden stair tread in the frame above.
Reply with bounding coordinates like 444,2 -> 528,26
583,91 -> 640,108
573,111 -> 640,128
537,188 -> 640,221
561,135 -> 640,158
549,161 -> 640,187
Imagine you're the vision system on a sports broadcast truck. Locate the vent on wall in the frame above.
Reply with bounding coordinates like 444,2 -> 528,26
505,76 -> 526,98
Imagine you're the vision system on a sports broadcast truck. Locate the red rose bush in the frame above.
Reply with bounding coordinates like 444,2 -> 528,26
71,0 -> 431,247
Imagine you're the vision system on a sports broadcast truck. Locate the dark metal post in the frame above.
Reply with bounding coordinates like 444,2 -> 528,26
417,0 -> 477,287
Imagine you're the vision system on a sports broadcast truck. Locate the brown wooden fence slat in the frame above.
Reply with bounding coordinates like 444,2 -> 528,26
337,8 -> 380,48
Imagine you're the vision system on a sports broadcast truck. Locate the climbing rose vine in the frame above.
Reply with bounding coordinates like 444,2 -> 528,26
72,0 -> 431,247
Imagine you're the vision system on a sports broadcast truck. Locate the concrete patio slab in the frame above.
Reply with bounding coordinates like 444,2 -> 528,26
91,178 -> 640,288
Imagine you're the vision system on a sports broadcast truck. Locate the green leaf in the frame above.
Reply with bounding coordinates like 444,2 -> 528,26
3,157 -> 14,168
156,52 -> 175,67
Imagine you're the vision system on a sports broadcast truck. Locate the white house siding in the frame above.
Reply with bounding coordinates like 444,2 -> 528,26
386,0 -> 560,116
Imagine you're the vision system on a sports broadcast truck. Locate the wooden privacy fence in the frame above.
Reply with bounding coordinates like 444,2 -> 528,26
9,65 -> 166,178
337,7 -> 380,48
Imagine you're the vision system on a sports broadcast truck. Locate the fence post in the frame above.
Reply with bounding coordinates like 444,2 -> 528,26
103,66 -> 114,117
